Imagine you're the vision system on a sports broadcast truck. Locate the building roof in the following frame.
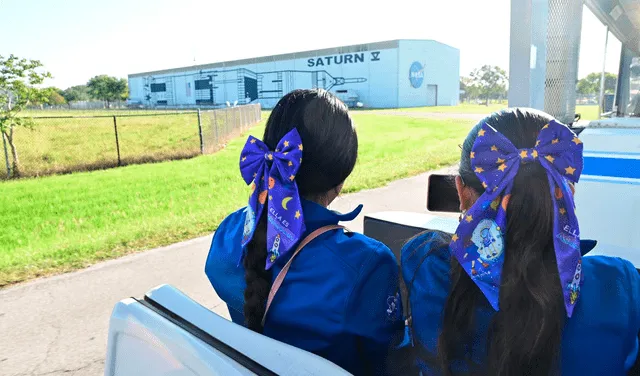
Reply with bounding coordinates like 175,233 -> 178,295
128,39 -> 455,78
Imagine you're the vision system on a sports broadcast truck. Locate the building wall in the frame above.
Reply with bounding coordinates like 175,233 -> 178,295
130,49 -> 399,109
127,40 -> 458,109
397,40 -> 460,107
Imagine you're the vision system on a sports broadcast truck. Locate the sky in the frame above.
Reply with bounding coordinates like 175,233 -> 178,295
0,0 -> 623,89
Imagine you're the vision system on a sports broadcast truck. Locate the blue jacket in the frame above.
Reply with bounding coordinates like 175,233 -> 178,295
401,231 -> 640,375
205,199 -> 403,375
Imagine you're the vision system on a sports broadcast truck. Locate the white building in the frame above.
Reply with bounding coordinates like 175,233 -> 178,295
127,39 -> 460,109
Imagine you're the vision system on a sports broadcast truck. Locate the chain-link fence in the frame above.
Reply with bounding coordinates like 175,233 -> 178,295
199,105 -> 263,154
1,103 -> 261,179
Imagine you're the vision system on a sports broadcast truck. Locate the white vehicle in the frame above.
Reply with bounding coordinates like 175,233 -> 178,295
105,1 -> 639,374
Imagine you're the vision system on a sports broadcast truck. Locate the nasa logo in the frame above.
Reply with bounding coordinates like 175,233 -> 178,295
409,61 -> 425,88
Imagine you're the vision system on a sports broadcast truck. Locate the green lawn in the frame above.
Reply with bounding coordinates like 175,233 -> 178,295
384,103 -> 507,114
384,103 -> 600,120
0,113 -> 472,286
575,105 -> 599,121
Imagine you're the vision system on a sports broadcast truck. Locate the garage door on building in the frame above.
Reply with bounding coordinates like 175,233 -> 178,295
427,85 -> 438,106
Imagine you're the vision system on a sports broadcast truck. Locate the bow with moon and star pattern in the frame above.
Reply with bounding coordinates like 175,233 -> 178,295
239,128 -> 305,269
450,120 -> 584,317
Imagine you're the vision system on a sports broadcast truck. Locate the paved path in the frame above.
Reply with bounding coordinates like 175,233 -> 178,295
0,169 -> 454,376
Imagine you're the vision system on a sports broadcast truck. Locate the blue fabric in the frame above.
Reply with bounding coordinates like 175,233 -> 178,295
206,199 -> 403,375
401,231 -> 640,375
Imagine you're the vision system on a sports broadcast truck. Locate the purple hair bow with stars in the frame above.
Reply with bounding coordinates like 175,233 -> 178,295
239,128 -> 305,270
450,120 -> 584,317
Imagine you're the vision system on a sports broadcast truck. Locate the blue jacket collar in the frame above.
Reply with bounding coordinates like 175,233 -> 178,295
301,199 -> 362,233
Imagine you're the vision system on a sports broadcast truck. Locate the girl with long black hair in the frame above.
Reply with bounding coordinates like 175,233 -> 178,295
206,89 -> 402,375
401,108 -> 640,375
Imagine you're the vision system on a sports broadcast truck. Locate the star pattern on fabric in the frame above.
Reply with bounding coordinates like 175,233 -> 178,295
465,215 -> 473,223
545,155 -> 555,163
565,166 -> 576,175
298,144 -> 303,151
475,167 -> 484,173
478,129 -> 486,136
284,140 -> 289,147
572,137 -> 582,145
250,139 -> 256,144
452,234 -> 459,242
552,138 -> 559,144
241,156 -> 246,162
491,145 -> 498,151
498,163 -> 507,172
559,208 -> 567,215
470,152 -> 475,159
532,150 -> 538,158
288,161 -> 293,166
289,174 -> 295,181
519,150 -> 528,159
295,210 -> 301,219
497,158 -> 505,164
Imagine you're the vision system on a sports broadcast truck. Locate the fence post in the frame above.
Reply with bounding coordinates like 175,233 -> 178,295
197,109 -> 204,154
113,116 -> 121,166
2,132 -> 11,177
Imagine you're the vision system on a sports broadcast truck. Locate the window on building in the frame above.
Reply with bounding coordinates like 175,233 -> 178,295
194,79 -> 211,90
150,83 -> 166,93
156,100 -> 168,105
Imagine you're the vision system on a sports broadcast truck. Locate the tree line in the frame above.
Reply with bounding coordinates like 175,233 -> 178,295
44,74 -> 128,108
460,65 -> 618,105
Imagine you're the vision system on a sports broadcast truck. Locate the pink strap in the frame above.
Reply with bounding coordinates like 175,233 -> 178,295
261,225 -> 346,325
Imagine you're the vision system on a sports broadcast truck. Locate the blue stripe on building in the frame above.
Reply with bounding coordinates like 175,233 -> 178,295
582,156 -> 640,179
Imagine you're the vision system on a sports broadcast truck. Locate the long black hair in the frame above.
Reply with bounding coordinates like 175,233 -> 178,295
242,89 -> 358,332
437,108 -> 566,375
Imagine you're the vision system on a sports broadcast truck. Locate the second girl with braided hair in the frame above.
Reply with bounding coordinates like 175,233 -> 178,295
205,89 -> 403,375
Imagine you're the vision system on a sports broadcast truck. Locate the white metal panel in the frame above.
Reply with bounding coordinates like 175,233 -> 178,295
105,285 -> 352,376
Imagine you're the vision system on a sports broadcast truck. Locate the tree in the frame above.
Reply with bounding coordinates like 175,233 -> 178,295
62,85 -> 89,108
46,87 -> 66,106
577,72 -> 617,96
0,55 -> 51,177
469,65 -> 508,106
460,76 -> 480,102
87,75 -> 128,108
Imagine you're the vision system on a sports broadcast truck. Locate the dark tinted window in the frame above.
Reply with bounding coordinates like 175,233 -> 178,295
194,79 -> 211,90
150,83 -> 166,92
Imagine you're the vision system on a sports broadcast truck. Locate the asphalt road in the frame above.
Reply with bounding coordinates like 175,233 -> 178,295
0,169 -> 454,376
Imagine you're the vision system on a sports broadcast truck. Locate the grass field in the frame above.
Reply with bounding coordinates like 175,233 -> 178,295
0,113 -> 473,286
4,104 -> 599,180
386,103 -> 506,114
387,103 -> 600,120
2,108 -> 261,179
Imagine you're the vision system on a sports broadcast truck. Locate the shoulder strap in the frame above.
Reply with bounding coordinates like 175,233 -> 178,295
261,224 -> 346,325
